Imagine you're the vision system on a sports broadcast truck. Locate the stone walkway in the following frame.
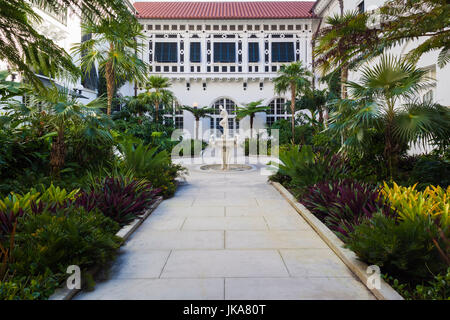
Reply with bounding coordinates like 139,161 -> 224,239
75,164 -> 375,300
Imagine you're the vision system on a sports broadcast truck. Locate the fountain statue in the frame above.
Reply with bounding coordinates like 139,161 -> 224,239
208,105 -> 237,170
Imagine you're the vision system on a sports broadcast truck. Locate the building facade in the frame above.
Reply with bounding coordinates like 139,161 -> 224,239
120,1 -> 318,139
311,0 -> 450,107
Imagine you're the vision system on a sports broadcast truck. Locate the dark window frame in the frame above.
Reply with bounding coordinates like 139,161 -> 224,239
155,42 -> 178,63
271,42 -> 295,63
190,42 -> 201,63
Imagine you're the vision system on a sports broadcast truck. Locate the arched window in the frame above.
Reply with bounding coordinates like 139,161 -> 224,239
209,98 -> 239,135
163,100 -> 183,129
266,98 -> 290,127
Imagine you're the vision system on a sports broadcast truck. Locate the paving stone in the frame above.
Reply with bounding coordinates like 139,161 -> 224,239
226,230 -> 329,249
182,217 -> 268,230
75,278 -> 224,300
161,250 -> 289,278
152,206 -> 225,217
225,277 -> 375,300
125,231 -> 224,250
109,250 -> 170,279
193,198 -> 258,207
280,249 -> 354,278
264,215 -> 310,230
139,215 -> 185,230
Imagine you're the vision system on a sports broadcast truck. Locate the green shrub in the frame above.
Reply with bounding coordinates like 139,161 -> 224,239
118,137 -> 185,198
384,268 -> 449,300
268,119 -> 314,145
244,137 -> 271,156
407,154 -> 450,189
346,213 -> 447,282
272,145 -> 347,192
0,272 -> 58,300
10,206 -> 121,277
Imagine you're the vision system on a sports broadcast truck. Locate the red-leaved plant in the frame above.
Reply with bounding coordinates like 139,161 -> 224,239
302,179 -> 394,239
75,177 -> 161,226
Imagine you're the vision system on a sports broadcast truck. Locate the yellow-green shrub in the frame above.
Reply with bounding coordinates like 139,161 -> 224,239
381,182 -> 449,227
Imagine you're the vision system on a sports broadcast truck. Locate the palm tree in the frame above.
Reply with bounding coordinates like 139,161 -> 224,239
141,76 -> 174,123
31,86 -> 107,176
296,88 -> 328,127
273,61 -> 312,144
314,11 -> 381,99
180,106 -> 214,140
0,0 -> 130,88
72,16 -> 147,115
234,99 -> 270,139
329,55 -> 450,179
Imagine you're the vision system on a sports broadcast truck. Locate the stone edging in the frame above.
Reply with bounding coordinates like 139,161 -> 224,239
48,196 -> 164,300
270,181 -> 404,301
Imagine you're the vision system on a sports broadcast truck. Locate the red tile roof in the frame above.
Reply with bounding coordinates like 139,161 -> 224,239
134,1 -> 316,20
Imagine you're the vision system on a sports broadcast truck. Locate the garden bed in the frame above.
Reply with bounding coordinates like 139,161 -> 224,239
271,181 -> 403,300
49,196 -> 163,300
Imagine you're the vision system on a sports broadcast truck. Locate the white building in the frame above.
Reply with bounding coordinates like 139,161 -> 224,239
2,0 -> 447,142
311,0 -> 450,106
120,1 -> 318,139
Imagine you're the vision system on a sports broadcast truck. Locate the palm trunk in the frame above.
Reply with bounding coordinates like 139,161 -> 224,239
50,127 -> 65,177
384,101 -> 397,180
250,115 -> 254,139
291,84 -> 296,144
341,63 -> 348,99
195,118 -> 199,140
105,43 -> 115,116
155,100 -> 159,122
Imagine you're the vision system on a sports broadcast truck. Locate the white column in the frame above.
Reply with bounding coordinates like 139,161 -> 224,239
201,32 -> 208,73
242,33 -> 249,73
259,34 -> 265,73
185,33 -> 190,74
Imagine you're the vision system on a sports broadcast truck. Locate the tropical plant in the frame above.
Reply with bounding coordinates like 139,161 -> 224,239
314,10 -> 382,99
273,145 -> 347,191
234,100 -> 270,139
0,71 -> 25,103
302,179 -> 393,239
72,16 -> 147,115
381,182 -> 449,227
0,0 -> 130,87
273,61 -> 312,144
75,177 -> 160,226
296,88 -> 329,126
30,87 -> 107,175
328,55 -> 450,178
407,154 -> 450,189
118,138 -> 170,177
180,106 -> 214,140
378,0 -> 450,67
12,205 -> 121,276
346,213 -> 448,281
139,76 -> 174,122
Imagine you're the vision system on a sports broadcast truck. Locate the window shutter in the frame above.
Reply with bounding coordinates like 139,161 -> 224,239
271,42 -> 294,62
190,42 -> 201,63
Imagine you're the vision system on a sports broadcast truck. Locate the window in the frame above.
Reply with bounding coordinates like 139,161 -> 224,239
357,1 -> 365,13
266,98 -> 289,126
155,42 -> 178,63
248,42 -> 259,63
164,101 -> 183,129
210,98 -> 239,134
213,43 -> 236,63
190,42 -> 201,62
271,42 -> 294,62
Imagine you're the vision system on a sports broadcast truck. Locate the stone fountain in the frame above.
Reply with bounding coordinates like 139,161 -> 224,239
201,105 -> 252,172
209,105 -> 237,170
